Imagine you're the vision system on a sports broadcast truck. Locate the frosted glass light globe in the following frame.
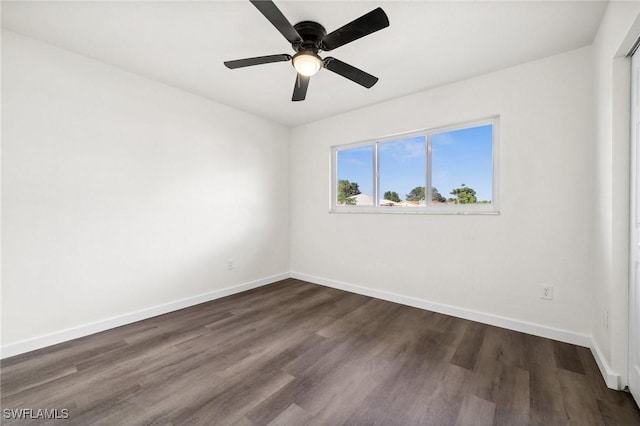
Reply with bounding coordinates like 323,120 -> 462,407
292,52 -> 322,77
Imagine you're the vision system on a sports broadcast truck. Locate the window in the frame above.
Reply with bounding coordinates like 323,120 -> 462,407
336,145 -> 374,206
378,136 -> 426,208
331,118 -> 498,214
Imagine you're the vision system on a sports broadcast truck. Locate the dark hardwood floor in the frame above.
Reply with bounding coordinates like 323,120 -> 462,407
2,279 -> 639,425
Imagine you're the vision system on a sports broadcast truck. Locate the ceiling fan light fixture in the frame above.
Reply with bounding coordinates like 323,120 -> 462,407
224,1 -> 390,101
292,51 -> 322,76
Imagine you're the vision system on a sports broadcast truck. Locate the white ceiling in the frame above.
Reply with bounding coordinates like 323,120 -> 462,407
2,1 -> 607,127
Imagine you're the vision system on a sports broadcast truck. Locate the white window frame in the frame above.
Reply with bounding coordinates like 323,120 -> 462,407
330,116 -> 500,215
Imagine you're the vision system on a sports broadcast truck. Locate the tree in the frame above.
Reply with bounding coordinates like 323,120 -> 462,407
432,187 -> 446,203
450,184 -> 477,204
338,179 -> 361,205
383,191 -> 401,202
406,186 -> 426,202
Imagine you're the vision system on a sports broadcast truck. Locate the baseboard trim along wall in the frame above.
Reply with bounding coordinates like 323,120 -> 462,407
289,271 -> 623,390
0,273 -> 289,359
590,338 -> 623,390
1,271 -> 623,391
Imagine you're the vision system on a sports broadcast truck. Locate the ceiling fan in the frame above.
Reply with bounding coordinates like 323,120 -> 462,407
224,0 -> 389,101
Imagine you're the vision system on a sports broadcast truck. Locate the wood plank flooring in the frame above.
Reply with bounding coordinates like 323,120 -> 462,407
2,279 -> 639,425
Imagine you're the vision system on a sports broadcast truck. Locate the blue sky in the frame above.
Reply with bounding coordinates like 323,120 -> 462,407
379,136 -> 426,200
336,124 -> 493,202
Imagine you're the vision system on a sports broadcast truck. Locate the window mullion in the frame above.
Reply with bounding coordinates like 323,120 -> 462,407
374,142 -> 379,208
426,134 -> 432,207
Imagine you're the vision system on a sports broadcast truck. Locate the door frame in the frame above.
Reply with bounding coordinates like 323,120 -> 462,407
629,47 -> 640,403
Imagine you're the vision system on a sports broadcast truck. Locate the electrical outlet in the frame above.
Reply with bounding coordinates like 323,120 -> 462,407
541,285 -> 553,300
226,259 -> 234,270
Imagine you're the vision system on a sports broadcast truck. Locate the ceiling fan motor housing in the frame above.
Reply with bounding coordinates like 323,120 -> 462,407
292,21 -> 327,52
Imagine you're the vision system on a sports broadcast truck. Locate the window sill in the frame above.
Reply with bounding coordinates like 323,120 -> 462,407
329,207 -> 500,215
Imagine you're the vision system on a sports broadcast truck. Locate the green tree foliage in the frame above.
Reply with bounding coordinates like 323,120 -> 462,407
338,179 -> 361,205
406,186 -> 426,202
432,187 -> 446,203
450,184 -> 477,204
339,179 -> 361,197
383,191 -> 401,202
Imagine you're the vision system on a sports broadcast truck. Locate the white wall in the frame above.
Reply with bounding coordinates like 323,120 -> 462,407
290,47 -> 594,337
1,30 -> 290,348
592,1 -> 640,388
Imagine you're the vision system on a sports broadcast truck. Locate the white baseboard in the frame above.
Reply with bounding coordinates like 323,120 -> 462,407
0,273 -> 289,359
290,272 -> 627,390
290,272 -> 591,347
590,338 -> 622,390
1,270 -> 623,392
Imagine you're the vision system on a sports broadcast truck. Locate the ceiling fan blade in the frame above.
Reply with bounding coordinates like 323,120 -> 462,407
321,7 -> 389,51
323,57 -> 378,88
292,74 -> 310,101
250,0 -> 303,44
224,54 -> 291,69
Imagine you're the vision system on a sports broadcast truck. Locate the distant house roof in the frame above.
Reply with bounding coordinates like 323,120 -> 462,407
354,193 -> 373,206
343,195 -> 426,207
